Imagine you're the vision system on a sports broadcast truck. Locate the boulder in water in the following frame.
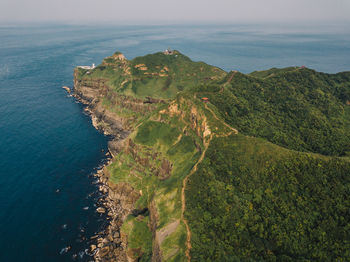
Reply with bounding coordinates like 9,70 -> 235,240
96,207 -> 106,213
90,244 -> 97,252
62,86 -> 71,93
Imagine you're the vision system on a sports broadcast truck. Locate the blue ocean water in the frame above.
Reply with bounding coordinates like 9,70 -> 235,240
0,23 -> 349,261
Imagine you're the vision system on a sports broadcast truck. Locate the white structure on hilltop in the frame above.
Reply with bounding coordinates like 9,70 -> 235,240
77,63 -> 96,70
164,48 -> 174,55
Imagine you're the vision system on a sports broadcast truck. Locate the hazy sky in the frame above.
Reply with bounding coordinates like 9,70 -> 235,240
1,0 -> 349,24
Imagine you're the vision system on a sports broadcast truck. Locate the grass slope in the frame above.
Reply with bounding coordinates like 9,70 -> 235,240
109,96 -> 210,261
79,50 -> 226,99
249,66 -> 301,79
78,50 -> 350,262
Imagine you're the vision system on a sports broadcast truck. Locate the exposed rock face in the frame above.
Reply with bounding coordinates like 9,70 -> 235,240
89,156 -> 142,262
74,68 -> 163,262
74,66 -> 207,262
74,70 -> 133,261
97,207 -> 106,214
73,69 -> 132,157
124,138 -> 173,180
62,86 -> 71,93
94,179 -> 141,262
150,200 -> 162,262
113,53 -> 126,61
74,68 -> 158,133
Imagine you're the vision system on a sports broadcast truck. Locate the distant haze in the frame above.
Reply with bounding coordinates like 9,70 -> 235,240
0,0 -> 349,24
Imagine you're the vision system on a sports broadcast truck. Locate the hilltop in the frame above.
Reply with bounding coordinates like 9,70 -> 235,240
196,68 -> 350,156
74,51 -> 350,262
76,50 -> 225,99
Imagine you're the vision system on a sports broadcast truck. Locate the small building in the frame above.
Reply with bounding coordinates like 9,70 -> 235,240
164,48 -> 174,55
77,63 -> 96,70
201,97 -> 209,103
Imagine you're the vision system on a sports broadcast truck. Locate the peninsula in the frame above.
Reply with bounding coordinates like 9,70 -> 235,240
74,50 -> 350,262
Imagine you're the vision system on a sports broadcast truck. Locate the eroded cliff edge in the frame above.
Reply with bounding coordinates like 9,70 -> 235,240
74,69 -> 211,261
74,67 -> 159,261
73,50 -> 225,261
73,50 -> 350,262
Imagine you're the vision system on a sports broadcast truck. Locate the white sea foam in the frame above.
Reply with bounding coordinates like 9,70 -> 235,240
0,64 -> 10,78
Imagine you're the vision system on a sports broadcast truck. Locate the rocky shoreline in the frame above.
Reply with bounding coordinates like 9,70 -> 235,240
73,92 -> 137,262
72,63 -> 165,261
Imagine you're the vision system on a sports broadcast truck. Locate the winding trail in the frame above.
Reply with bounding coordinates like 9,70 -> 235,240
227,70 -> 238,84
204,103 -> 238,136
181,133 -> 212,261
181,95 -> 238,261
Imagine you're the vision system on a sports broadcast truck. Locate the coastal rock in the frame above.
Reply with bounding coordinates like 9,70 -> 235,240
99,246 -> 110,257
62,86 -> 71,93
97,207 -> 106,213
97,238 -> 104,243
90,244 -> 97,252
73,67 -> 140,262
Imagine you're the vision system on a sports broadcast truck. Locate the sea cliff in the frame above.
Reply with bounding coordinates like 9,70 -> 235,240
73,50 -> 350,262
72,51 -> 222,261
74,67 -> 154,261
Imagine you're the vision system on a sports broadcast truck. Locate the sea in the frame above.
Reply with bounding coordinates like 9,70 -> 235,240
0,23 -> 349,261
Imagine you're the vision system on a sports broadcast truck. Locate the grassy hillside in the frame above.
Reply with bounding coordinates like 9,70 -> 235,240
78,50 -> 226,99
106,89 -> 350,261
195,68 -> 350,156
75,52 -> 350,261
249,66 -> 301,79
105,92 -> 234,261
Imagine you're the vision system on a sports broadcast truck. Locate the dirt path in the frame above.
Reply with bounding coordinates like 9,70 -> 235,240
181,133 -> 212,262
227,70 -> 237,84
157,220 -> 180,245
204,104 -> 238,135
194,92 -> 238,135
181,97 -> 238,261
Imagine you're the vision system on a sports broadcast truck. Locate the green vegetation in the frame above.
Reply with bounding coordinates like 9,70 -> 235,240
186,134 -> 350,261
76,51 -> 350,261
197,68 -> 350,156
109,112 -> 202,260
134,121 -> 180,147
121,215 -> 153,261
79,50 -> 226,99
249,66 -> 301,79
128,51 -> 225,98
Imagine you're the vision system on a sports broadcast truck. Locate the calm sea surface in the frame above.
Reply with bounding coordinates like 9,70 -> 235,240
0,24 -> 349,261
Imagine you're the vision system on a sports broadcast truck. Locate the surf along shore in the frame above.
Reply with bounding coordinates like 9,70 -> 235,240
72,65 -> 155,261
73,93 -> 131,261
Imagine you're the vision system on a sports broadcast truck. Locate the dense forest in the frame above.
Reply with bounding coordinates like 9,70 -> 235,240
195,68 -> 350,156
186,135 -> 350,261
76,51 -> 350,261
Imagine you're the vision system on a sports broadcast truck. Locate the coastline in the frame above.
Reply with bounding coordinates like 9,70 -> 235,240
73,90 -> 134,262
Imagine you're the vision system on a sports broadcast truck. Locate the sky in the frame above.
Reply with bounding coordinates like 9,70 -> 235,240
0,0 -> 349,24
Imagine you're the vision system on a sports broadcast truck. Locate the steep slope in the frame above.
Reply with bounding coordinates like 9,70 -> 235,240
249,66 -> 301,79
74,51 -> 350,262
186,134 -> 350,261
107,94 -> 233,261
77,50 -> 226,100
74,50 -> 226,136
196,68 -> 350,156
